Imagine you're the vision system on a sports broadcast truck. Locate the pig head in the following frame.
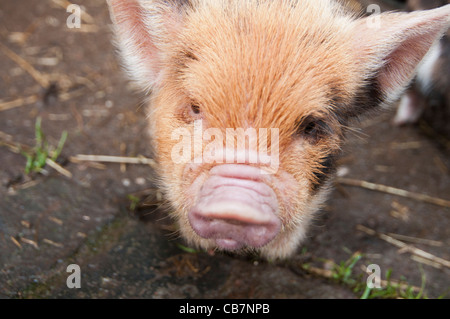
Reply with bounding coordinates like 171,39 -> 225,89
107,0 -> 450,259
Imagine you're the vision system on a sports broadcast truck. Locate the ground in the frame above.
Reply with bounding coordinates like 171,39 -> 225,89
0,0 -> 449,299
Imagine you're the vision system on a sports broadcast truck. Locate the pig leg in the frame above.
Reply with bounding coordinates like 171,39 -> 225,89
394,40 -> 443,125
393,86 -> 427,125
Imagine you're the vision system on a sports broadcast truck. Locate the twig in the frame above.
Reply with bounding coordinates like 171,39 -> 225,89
8,20 -> 40,46
0,95 -> 40,112
0,95 -> 39,112
20,237 -> 39,249
0,87 -> 86,112
0,43 -> 49,88
79,161 -> 107,170
337,177 -> 450,208
303,265 -> 333,278
356,225 -> 450,269
43,238 -> 64,248
45,158 -> 72,178
58,87 -> 87,102
48,216 -> 63,226
10,236 -> 22,249
386,233 -> 443,247
0,137 -> 31,154
0,131 -> 13,141
7,180 -> 40,194
411,255 -> 443,270
70,155 -> 157,167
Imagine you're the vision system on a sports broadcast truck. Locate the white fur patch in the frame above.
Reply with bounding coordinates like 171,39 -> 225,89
416,41 -> 442,94
394,93 -> 415,124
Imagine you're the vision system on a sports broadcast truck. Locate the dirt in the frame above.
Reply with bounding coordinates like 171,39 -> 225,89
0,0 -> 449,299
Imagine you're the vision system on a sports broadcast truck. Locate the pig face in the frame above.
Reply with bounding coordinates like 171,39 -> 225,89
107,0 -> 450,259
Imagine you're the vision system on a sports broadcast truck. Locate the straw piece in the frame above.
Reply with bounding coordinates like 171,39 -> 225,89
10,236 -> 22,249
0,95 -> 39,112
386,233 -> 443,247
45,158 -> 73,178
70,154 -> 157,167
0,43 -> 49,88
357,225 -> 450,269
20,237 -> 39,249
337,177 -> 450,208
43,238 -> 64,248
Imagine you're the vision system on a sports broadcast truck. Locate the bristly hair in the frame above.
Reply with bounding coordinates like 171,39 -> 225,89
333,73 -> 386,123
310,153 -> 338,193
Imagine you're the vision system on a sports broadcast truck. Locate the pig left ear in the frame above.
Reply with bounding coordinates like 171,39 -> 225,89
107,0 -> 188,92
350,5 -> 450,110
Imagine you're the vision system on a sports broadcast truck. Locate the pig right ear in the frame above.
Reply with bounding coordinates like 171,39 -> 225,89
348,5 -> 450,114
107,0 -> 187,92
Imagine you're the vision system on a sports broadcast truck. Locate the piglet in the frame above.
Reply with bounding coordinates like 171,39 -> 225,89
107,0 -> 450,259
394,0 -> 450,137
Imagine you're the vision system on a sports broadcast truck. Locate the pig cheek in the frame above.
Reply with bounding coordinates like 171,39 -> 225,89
151,114 -> 193,208
274,171 -> 310,228
260,172 -> 331,259
274,150 -> 316,223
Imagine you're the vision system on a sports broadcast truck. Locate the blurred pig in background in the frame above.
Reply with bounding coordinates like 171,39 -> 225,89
395,0 -> 450,143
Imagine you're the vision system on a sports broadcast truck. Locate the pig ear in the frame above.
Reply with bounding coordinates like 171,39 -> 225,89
351,5 -> 450,108
107,0 -> 187,91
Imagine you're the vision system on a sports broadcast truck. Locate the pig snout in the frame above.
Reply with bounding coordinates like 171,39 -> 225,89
188,165 -> 281,250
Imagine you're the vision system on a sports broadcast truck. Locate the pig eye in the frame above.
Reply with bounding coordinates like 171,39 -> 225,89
191,104 -> 201,115
181,103 -> 202,123
303,122 -> 317,135
179,103 -> 202,123
296,117 -> 330,142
